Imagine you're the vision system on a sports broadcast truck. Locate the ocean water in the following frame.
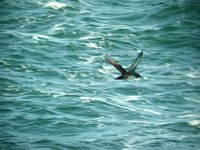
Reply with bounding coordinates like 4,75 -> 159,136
1,0 -> 200,149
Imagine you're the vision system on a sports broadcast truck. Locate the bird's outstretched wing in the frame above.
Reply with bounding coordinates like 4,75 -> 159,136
128,51 -> 143,74
105,56 -> 128,75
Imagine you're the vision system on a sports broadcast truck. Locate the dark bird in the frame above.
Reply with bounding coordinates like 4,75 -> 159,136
105,51 -> 143,79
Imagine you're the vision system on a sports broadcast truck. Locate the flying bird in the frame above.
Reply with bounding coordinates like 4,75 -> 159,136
105,51 -> 143,79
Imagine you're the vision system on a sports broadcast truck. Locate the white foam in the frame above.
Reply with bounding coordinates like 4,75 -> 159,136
186,73 -> 198,78
52,91 -> 67,98
79,56 -> 96,63
178,114 -> 199,118
32,34 -> 50,40
98,65 -> 117,76
32,33 -> 62,43
50,23 -> 65,32
68,71 -> 78,79
80,96 -> 90,102
102,65 -> 114,70
84,42 -> 100,49
183,97 -> 200,104
0,60 -> 9,66
44,1 -> 68,9
97,68 -> 112,75
189,120 -> 200,127
80,32 -> 100,40
143,109 -> 162,115
80,96 -> 105,103
25,70 -> 34,73
186,70 -> 200,79
126,95 -> 141,101
80,36 -> 95,40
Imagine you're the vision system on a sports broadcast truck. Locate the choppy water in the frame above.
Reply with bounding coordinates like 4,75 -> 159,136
1,0 -> 200,149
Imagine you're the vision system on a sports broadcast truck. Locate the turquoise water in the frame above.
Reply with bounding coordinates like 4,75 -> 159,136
1,0 -> 200,149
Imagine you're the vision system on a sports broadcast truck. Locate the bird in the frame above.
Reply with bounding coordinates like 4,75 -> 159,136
105,51 -> 143,79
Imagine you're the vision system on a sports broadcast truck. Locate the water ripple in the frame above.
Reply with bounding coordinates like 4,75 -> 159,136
1,0 -> 200,149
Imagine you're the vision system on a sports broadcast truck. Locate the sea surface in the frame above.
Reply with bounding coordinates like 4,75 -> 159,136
1,0 -> 200,149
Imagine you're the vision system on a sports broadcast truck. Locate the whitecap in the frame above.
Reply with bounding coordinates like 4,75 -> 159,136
143,109 -> 162,115
100,65 -> 117,73
84,42 -> 100,49
79,56 -> 96,64
126,95 -> 141,101
0,60 -> 9,66
80,96 -> 91,102
97,68 -> 111,75
97,65 -> 117,77
38,90 -> 51,96
183,97 -> 200,104
25,70 -> 34,73
80,96 -> 105,103
44,1 -> 68,9
178,114 -> 200,118
80,35 -> 95,40
186,73 -> 198,78
185,71 -> 200,79
80,32 -> 100,40
32,34 -> 50,40
52,92 -> 68,98
50,23 -> 65,32
32,33 -> 62,43
102,65 -> 114,70
188,120 -> 200,127
68,71 -> 78,79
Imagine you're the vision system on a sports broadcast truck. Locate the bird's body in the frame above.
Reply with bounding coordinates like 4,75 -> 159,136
105,51 -> 143,80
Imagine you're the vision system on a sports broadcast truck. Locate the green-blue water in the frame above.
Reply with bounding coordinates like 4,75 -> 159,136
1,0 -> 200,149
